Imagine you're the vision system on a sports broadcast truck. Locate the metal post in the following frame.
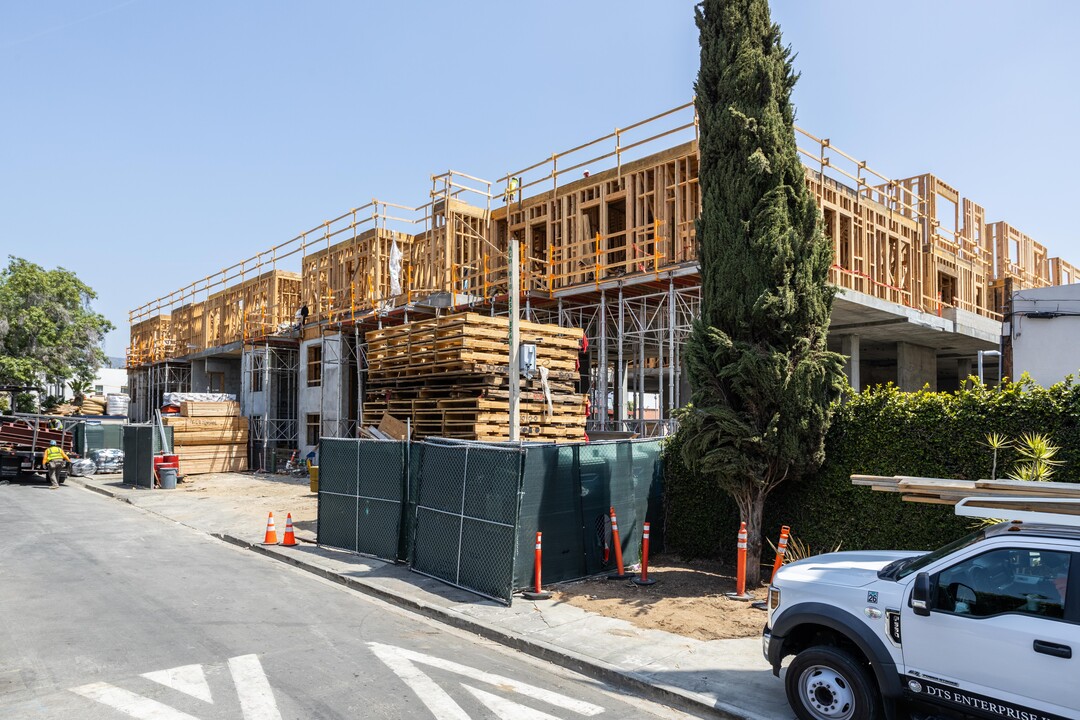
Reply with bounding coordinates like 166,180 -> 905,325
262,342 -> 269,471
637,302 -> 645,430
509,238 -> 521,441
355,325 -> 363,436
668,277 -> 675,421
657,296 -> 664,426
617,285 -> 625,429
598,291 -> 607,430
978,349 -> 1001,386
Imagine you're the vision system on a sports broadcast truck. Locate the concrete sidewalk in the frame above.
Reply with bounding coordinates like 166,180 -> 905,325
68,474 -> 791,720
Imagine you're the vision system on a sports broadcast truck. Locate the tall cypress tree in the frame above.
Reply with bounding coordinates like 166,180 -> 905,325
683,0 -> 844,586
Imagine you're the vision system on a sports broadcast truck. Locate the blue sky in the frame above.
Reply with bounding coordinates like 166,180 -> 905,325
2,1 -> 1077,357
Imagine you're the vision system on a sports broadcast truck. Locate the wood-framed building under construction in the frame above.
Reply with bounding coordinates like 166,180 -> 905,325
127,101 -> 1078,467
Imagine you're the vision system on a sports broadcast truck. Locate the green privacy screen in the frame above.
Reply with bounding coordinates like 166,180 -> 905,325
513,440 -> 663,590
121,425 -> 174,488
317,437 -> 663,605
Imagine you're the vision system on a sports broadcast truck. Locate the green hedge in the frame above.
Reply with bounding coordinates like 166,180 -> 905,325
663,378 -> 1080,561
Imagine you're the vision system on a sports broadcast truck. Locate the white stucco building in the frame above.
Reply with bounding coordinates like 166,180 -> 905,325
1007,284 -> 1080,386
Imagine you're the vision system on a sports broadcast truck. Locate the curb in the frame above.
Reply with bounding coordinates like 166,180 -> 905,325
71,477 -> 754,720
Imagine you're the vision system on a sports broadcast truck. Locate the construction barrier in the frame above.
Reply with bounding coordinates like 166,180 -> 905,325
316,437 -> 663,605
632,521 -> 657,586
770,525 -> 791,583
261,512 -> 278,545
280,513 -> 298,547
607,506 -> 634,580
725,521 -> 752,601
522,532 -> 552,600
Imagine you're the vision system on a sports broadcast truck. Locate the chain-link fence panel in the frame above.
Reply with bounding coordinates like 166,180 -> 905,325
317,438 -> 407,562
411,443 -> 523,605
318,492 -> 358,552
355,440 -> 407,561
321,438 -> 359,495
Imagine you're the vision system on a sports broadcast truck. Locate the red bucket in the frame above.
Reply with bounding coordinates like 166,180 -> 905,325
162,454 -> 179,467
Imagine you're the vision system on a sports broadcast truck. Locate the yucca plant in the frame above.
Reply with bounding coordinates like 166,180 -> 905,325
1007,432 -> 1062,482
766,534 -> 842,566
983,432 -> 1012,481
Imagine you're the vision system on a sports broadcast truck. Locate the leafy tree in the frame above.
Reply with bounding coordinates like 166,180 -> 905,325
681,0 -> 844,586
0,256 -> 114,410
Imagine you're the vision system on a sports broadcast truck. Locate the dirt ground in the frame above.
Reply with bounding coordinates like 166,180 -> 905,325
551,556 -> 770,641
155,472 -> 767,640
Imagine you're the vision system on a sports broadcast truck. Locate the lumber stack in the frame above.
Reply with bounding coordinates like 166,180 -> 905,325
363,312 -> 587,442
165,402 -> 248,474
852,475 -> 1080,505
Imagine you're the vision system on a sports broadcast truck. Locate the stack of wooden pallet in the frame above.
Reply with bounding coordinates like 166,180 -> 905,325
164,401 -> 248,474
852,475 -> 1080,505
363,312 -> 586,442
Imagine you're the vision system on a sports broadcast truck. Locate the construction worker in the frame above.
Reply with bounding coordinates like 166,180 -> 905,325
41,440 -> 69,489
47,417 -> 63,432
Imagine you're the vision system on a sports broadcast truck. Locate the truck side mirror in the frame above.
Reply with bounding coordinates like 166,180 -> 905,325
911,572 -> 932,616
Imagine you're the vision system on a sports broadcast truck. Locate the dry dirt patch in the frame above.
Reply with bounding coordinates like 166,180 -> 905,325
551,555 -> 769,641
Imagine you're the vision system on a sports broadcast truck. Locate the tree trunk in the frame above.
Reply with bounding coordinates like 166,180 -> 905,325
744,489 -> 767,588
732,485 -> 768,589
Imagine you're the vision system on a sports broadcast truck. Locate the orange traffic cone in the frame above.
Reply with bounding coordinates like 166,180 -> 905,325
280,513 -> 298,547
261,512 -> 278,545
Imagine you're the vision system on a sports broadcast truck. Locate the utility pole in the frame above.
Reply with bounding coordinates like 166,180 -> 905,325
509,234 -> 520,441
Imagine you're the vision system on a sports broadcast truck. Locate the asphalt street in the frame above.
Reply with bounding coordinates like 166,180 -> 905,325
0,479 -> 702,720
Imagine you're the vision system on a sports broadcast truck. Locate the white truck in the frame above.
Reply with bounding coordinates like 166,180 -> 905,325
763,498 -> 1079,720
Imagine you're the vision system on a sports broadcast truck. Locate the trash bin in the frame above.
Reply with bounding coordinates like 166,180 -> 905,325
159,466 -> 178,489
309,465 -> 319,494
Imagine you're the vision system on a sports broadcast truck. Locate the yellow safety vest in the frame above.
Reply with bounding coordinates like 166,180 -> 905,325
43,446 -> 67,463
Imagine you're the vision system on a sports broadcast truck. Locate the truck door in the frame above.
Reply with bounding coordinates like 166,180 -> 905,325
899,547 -> 1078,718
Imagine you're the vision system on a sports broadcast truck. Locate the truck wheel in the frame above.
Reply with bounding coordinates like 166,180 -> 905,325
785,645 -> 882,720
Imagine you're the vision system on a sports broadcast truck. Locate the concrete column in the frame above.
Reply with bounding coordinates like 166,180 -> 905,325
958,358 -> 973,387
321,335 -> 342,438
897,342 -> 937,391
841,334 -> 861,392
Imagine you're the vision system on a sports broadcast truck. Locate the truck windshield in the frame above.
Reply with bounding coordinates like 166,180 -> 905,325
878,528 -> 987,580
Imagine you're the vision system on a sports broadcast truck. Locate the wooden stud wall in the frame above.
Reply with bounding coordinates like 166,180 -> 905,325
171,301 -> 205,358
808,170 -> 919,309
205,269 -> 301,349
490,142 -> 700,294
408,199 -> 492,300
130,270 -> 300,366
301,228 -> 411,323
128,315 -> 173,367
987,221 -> 1053,289
892,174 -> 993,317
1051,257 -> 1080,286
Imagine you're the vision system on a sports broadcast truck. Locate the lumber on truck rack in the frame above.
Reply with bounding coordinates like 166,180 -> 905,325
851,474 -> 1080,505
954,496 -> 1080,526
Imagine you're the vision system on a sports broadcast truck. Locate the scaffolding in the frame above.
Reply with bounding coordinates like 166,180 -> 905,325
129,361 -> 191,423
243,342 -> 299,472
528,277 -> 700,437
